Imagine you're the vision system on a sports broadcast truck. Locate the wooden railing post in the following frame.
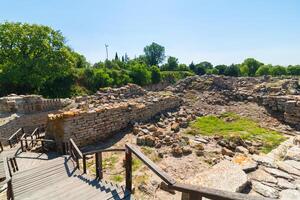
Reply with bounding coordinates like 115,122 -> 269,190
9,158 -> 16,173
13,157 -> 18,171
95,152 -> 103,179
7,179 -> 13,200
83,155 -> 87,174
125,147 -> 132,192
0,141 -> 3,152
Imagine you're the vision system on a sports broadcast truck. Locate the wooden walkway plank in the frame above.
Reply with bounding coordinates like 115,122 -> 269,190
12,155 -> 132,200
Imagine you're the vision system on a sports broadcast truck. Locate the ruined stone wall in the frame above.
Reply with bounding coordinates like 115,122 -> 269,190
0,94 -> 70,114
0,111 -> 57,143
262,95 -> 300,129
46,93 -> 182,148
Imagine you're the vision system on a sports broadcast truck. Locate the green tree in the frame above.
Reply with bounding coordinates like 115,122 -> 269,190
189,62 -> 196,72
150,66 -> 161,84
115,52 -> 119,61
256,65 -> 271,76
287,65 -> 300,76
72,52 -> 90,68
143,42 -> 165,66
215,65 -> 227,75
0,22 -> 79,96
241,58 -> 263,76
224,64 -> 240,77
270,65 -> 287,76
197,61 -> 213,71
129,63 -> 151,86
164,56 -> 179,71
178,64 -> 189,71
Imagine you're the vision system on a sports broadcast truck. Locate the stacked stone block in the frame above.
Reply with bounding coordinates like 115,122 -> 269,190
46,93 -> 182,148
0,94 -> 70,114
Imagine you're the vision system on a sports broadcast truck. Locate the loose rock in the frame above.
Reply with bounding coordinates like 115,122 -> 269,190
280,189 -> 300,200
251,180 -> 279,199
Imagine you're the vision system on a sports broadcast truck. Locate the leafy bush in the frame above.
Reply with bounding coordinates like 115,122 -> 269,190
150,66 -> 162,84
256,65 -> 271,76
270,65 -> 287,76
129,63 -> 151,86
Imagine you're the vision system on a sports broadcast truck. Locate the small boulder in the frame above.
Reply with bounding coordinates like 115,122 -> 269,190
182,146 -> 192,155
280,189 -> 300,200
171,123 -> 180,133
277,178 -> 297,190
251,180 -> 279,199
235,146 -> 249,154
171,146 -> 183,157
285,146 -> 300,161
264,167 -> 294,180
252,155 -> 277,168
222,147 -> 235,157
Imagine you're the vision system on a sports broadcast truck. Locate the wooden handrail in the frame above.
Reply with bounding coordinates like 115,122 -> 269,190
69,139 -> 83,159
20,138 -> 55,142
124,144 -> 271,200
8,128 -> 23,141
3,157 -> 15,199
30,128 -> 39,137
8,128 -> 24,148
169,183 -> 272,200
70,141 -> 271,200
125,143 -> 176,185
82,148 -> 125,155
69,139 -> 83,169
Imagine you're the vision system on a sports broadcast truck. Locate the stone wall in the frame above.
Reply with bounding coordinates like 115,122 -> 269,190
0,111 -> 57,143
262,95 -> 300,129
0,94 -> 70,114
46,92 -> 182,149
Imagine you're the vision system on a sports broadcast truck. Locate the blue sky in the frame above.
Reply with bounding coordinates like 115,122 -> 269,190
1,0 -> 300,65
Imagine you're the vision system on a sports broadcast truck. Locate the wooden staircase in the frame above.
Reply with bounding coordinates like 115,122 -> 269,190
12,156 -> 133,200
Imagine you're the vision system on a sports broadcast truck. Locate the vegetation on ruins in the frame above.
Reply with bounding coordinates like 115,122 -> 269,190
188,112 -> 286,153
1,22 -> 300,98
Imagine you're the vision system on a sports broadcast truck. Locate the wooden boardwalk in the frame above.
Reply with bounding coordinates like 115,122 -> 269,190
12,156 -> 134,200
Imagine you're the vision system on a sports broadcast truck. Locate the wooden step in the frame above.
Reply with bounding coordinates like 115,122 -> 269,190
12,155 -> 134,200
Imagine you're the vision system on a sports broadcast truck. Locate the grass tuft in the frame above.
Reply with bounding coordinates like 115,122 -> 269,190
188,112 -> 286,153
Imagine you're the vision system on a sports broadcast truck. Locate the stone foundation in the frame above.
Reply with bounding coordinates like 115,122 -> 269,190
262,95 -> 300,128
0,111 -> 58,143
46,92 -> 182,149
0,94 -> 70,114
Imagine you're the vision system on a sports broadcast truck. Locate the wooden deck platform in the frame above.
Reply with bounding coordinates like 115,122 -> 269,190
12,156 -> 134,200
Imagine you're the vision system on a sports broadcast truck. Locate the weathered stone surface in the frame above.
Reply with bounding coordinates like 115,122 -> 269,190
285,146 -> 300,161
46,91 -> 182,148
293,179 -> 300,190
188,160 -> 248,192
264,167 -> 294,180
277,178 -> 297,190
277,161 -> 300,176
280,189 -> 300,200
194,136 -> 208,144
284,160 -> 300,171
252,155 -> 277,168
251,180 -> 279,198
221,147 -> 234,157
232,155 -> 257,172
248,169 -> 277,184
235,146 -> 249,154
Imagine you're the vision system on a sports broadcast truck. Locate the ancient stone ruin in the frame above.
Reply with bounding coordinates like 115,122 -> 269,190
1,75 -> 300,199
0,94 -> 71,143
46,90 -> 182,150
